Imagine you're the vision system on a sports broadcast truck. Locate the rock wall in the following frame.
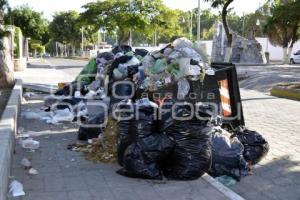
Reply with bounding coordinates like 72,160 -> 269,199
211,22 -> 266,64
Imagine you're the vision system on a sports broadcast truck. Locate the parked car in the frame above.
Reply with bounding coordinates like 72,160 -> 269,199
290,50 -> 300,64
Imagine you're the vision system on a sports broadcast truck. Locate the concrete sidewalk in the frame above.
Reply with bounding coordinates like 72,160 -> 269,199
11,94 -> 234,200
231,89 -> 300,200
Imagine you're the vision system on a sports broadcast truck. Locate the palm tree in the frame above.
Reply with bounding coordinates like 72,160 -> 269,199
204,0 -> 234,62
0,0 -> 14,89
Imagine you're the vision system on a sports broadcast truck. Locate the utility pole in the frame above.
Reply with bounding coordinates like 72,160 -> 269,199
197,0 -> 201,42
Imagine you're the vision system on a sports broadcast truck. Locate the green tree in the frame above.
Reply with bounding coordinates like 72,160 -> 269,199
6,5 -> 49,44
49,11 -> 81,56
80,0 -> 166,45
264,0 -> 300,63
0,0 -> 14,89
190,9 -> 217,40
204,0 -> 235,62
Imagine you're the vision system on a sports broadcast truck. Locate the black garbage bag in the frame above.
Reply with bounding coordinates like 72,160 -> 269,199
236,129 -> 269,165
78,113 -> 105,141
117,100 -> 156,165
116,102 -> 135,166
163,105 -> 212,180
209,129 -> 249,180
107,55 -> 133,78
157,99 -> 175,132
113,81 -> 134,99
55,81 -> 89,96
127,64 -> 140,78
97,52 -> 114,61
135,49 -> 149,57
117,132 -> 174,180
112,45 -> 133,55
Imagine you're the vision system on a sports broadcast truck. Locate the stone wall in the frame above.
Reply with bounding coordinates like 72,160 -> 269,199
211,22 -> 266,64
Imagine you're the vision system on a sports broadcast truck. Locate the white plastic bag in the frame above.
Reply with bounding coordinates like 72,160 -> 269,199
28,168 -> 39,175
177,79 -> 190,100
172,37 -> 193,49
9,180 -> 25,197
47,108 -> 74,124
21,158 -> 31,168
21,138 -> 40,150
179,58 -> 201,76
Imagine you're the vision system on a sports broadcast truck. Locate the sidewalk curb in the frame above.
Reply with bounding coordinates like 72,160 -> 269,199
202,174 -> 245,200
0,79 -> 22,200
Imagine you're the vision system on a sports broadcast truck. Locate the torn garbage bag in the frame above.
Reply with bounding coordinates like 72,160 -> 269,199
163,107 -> 212,180
209,128 -> 249,180
236,129 -> 269,165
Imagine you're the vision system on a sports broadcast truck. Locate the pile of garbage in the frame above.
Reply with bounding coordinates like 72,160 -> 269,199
41,37 -> 269,181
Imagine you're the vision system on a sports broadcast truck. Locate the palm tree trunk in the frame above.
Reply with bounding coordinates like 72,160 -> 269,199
222,0 -> 234,62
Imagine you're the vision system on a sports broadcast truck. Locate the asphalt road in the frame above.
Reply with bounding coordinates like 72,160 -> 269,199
237,65 -> 300,92
45,58 -> 88,78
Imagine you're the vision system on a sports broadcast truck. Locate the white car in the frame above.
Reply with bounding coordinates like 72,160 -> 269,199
290,50 -> 300,64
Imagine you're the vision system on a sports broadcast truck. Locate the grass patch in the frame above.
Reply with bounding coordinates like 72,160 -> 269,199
271,83 -> 300,101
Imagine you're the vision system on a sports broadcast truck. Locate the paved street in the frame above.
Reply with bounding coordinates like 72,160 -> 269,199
237,65 -> 300,92
12,59 -> 300,200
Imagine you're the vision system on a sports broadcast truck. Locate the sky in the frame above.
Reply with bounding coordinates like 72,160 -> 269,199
9,0 -> 267,20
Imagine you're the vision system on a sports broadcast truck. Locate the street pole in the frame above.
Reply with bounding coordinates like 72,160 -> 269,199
197,0 -> 201,42
98,29 -> 101,45
81,27 -> 84,56
155,28 -> 157,47
190,10 -> 193,41
129,0 -> 133,46
242,12 -> 245,37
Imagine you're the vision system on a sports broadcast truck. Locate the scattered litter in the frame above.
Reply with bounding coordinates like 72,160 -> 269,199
215,175 -> 237,187
23,92 -> 35,98
21,138 -> 40,150
9,180 -> 25,197
28,168 -> 39,175
69,117 -> 118,163
21,158 -> 31,168
17,127 -> 24,135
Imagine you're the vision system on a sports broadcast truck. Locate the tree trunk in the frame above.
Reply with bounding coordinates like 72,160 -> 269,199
72,45 -> 75,57
222,0 -> 234,62
282,47 -> 289,64
0,4 -> 15,89
0,50 -> 14,89
118,30 -> 130,46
